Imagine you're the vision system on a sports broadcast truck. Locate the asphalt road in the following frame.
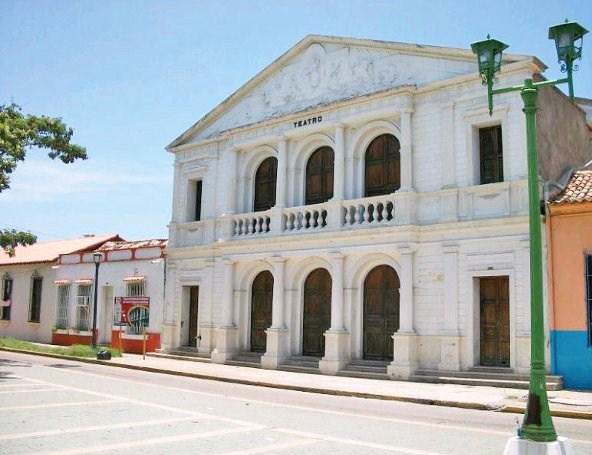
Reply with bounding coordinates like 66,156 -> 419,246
1,351 -> 591,455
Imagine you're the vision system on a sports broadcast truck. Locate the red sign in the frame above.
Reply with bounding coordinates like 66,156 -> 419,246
114,297 -> 150,324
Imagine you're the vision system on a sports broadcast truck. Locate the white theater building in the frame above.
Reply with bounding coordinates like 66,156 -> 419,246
162,35 -> 591,378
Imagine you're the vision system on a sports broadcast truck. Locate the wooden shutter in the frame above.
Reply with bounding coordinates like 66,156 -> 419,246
479,126 -> 503,184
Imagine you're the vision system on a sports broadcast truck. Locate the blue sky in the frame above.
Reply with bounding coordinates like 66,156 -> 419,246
1,0 -> 591,242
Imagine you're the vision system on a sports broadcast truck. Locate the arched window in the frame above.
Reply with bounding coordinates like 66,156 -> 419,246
254,157 -> 277,212
364,134 -> 400,197
305,146 -> 334,205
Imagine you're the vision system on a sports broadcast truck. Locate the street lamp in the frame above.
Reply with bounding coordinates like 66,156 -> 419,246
91,252 -> 104,348
472,20 -> 587,447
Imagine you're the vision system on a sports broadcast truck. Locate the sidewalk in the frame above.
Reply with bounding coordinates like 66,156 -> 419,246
3,347 -> 592,420
106,353 -> 592,420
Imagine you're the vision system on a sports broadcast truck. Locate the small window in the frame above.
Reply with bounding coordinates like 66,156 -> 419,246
55,285 -> 71,329
586,254 -> 592,346
29,276 -> 43,323
127,280 -> 146,298
75,284 -> 92,331
194,180 -> 203,221
1,275 -> 12,321
479,125 -> 503,184
186,179 -> 203,222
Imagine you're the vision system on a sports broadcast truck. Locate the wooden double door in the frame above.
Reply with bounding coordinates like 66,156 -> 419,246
480,276 -> 510,367
251,271 -> 273,352
302,268 -> 332,357
363,265 -> 400,360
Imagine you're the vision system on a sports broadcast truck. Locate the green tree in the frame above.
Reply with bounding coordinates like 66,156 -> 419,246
0,103 -> 87,256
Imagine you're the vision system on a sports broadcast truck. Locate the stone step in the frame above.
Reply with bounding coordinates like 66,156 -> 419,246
278,356 -> 321,374
338,361 -> 389,380
410,369 -> 563,390
148,349 -> 211,363
226,352 -> 263,369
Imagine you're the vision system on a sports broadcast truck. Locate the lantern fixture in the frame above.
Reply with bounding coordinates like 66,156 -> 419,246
471,35 -> 509,83
549,19 -> 588,70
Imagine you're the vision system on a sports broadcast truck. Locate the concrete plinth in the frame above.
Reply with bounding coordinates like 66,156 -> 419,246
159,322 -> 177,351
387,332 -> 419,380
319,330 -> 351,375
210,326 -> 238,363
503,436 -> 574,455
197,325 -> 216,355
438,335 -> 461,371
261,327 -> 289,369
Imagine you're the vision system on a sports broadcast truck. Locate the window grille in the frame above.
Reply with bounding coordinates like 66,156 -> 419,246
75,284 -> 92,331
127,281 -> 145,297
55,285 -> 71,328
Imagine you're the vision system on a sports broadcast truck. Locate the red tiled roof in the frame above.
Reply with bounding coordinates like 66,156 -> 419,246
550,170 -> 592,204
0,234 -> 123,266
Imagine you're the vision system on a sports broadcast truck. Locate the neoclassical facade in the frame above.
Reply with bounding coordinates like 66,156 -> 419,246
162,35 -> 591,378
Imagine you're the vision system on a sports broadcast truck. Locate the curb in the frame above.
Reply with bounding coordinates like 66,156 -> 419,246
3,347 -> 591,420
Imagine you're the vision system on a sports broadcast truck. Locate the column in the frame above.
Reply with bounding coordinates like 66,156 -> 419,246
319,253 -> 350,375
439,244 -> 461,371
388,245 -> 419,380
399,109 -> 414,192
330,253 -> 345,331
276,138 -> 288,209
198,260 -> 217,354
271,258 -> 286,329
221,259 -> 235,327
398,246 -> 415,333
440,102 -> 456,189
211,258 -> 238,363
160,262 -> 177,350
226,147 -> 239,214
333,124 -> 345,201
262,257 -> 290,369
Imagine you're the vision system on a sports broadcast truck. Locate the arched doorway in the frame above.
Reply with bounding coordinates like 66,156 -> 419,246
363,265 -> 400,360
250,271 -> 273,352
302,268 -> 332,356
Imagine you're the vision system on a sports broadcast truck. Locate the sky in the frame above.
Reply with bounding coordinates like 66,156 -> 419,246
1,0 -> 591,243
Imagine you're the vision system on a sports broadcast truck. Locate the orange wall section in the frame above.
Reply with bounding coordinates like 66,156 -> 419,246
547,203 -> 592,331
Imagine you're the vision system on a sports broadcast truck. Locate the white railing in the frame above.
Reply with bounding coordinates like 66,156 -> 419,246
282,203 -> 329,233
168,183 -> 527,247
342,194 -> 396,227
233,210 -> 272,237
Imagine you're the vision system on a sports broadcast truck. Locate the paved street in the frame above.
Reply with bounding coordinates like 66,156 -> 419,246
1,351 -> 591,455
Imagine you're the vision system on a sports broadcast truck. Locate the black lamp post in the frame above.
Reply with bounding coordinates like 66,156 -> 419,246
91,252 -> 104,348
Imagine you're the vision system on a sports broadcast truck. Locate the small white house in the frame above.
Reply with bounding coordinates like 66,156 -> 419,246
0,235 -> 122,343
52,239 -> 167,353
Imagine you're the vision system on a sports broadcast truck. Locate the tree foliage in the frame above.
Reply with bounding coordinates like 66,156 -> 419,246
0,103 -> 87,192
0,229 -> 37,257
0,103 -> 87,256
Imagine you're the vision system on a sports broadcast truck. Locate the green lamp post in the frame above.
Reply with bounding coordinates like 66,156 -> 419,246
471,20 -> 587,444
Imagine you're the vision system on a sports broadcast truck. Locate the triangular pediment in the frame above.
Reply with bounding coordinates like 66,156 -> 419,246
169,35 -> 526,148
